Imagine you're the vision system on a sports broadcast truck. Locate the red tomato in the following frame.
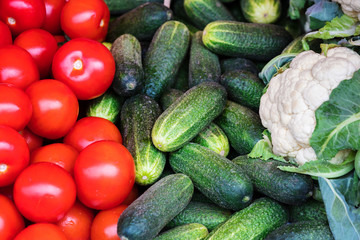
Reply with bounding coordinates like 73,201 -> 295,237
122,184 -> 139,205
18,128 -> 43,152
13,162 -> 77,223
52,38 -> 115,100
0,0 -> 46,36
74,140 -> 135,210
42,0 -> 66,35
0,194 -> 25,240
25,79 -> 79,139
0,125 -> 29,187
64,116 -> 122,152
0,45 -> 39,89
57,201 -> 94,240
0,21 -> 12,47
91,204 -> 128,240
54,34 -> 66,44
14,223 -> 67,240
60,0 -> 110,42
0,84 -> 32,131
0,185 -> 14,201
14,29 -> 58,79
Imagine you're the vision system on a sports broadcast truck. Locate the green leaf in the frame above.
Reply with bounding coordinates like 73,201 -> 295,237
305,0 -> 343,30
288,0 -> 307,20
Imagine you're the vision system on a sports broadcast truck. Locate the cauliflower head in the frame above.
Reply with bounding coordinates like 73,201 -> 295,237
259,47 -> 360,165
332,0 -> 360,20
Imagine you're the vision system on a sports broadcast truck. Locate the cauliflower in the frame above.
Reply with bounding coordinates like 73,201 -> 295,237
259,47 -> 360,165
332,0 -> 360,20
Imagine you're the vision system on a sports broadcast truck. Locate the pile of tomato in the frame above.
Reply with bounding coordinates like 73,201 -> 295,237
0,0 -> 138,239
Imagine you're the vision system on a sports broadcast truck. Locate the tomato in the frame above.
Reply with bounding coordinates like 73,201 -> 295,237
18,128 -> 43,152
64,116 -> 122,152
31,143 -> 78,175
0,185 -> 14,201
25,79 -> 79,139
74,140 -> 135,210
13,162 -> 76,223
0,84 -> 32,131
0,194 -> 25,240
0,21 -> 12,47
42,0 -> 66,35
57,201 -> 94,240
122,184 -> 139,205
14,223 -> 67,240
0,0 -> 46,36
0,125 -> 29,187
52,38 -> 115,100
0,45 -> 39,90
14,28 -> 58,79
54,34 -> 66,44
91,204 -> 128,240
60,0 -> 110,42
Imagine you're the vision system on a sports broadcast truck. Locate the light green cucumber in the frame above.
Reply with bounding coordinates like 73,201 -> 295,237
240,0 -> 282,24
154,223 -> 209,240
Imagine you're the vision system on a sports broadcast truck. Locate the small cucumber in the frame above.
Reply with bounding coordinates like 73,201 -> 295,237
160,89 -> 184,111
220,57 -> 258,74
104,0 -> 162,15
240,0 -> 282,24
289,199 -> 328,223
154,223 -> 208,240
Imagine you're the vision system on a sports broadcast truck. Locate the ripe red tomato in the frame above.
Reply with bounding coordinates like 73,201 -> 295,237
60,0 -> 110,42
57,201 -> 94,240
14,223 -> 67,240
0,125 -> 29,187
13,162 -> 77,223
18,128 -> 43,152
0,0 -> 46,36
0,45 -> 39,89
52,38 -> 115,100
42,0 -> 66,35
91,204 -> 128,240
25,79 -> 79,139
0,194 -> 25,240
0,185 -> 14,201
14,28 -> 58,79
74,140 -> 135,210
0,21 -> 12,47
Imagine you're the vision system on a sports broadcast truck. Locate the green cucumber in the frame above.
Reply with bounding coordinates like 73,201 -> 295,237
120,95 -> 166,185
282,35 -> 322,54
214,101 -> 264,155
154,223 -> 208,240
205,197 -> 288,240
107,3 -> 173,42
152,82 -> 227,152
220,57 -> 258,74
225,1 -> 246,21
171,0 -> 192,22
172,57 -> 190,91
202,21 -> 292,61
191,189 -> 216,204
232,156 -> 314,205
189,31 -> 221,88
117,174 -> 194,240
289,199 -> 327,223
142,20 -> 190,99
160,89 -> 184,111
240,0 -> 282,24
104,0 -> 163,15
169,143 -> 253,211
111,34 -> 144,97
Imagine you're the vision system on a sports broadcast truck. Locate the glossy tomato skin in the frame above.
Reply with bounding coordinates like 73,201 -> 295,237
25,79 -> 79,139
0,21 -> 12,47
0,125 -> 30,187
60,0 -> 110,42
74,140 -> 135,210
14,223 -> 67,240
0,45 -> 39,89
18,128 -> 43,152
52,38 -> 115,100
0,194 -> 25,240
42,0 -> 66,35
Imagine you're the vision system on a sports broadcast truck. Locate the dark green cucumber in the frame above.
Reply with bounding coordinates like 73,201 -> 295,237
167,201 -> 232,231
202,21 -> 292,61
107,3 -> 173,42
189,31 -> 221,88
152,82 -> 227,152
154,223 -> 208,240
232,156 -> 314,205
191,189 -> 216,204
120,95 -> 166,185
220,57 -> 258,74
169,143 -> 253,210
184,0 -> 235,29
171,0 -> 192,22
172,56 -> 190,91
111,34 -> 144,97
214,101 -> 264,155
117,174 -> 194,240
225,1 -> 246,21
104,0 -> 163,15
142,20 -> 190,99
289,199 -> 327,223
205,198 -> 288,240
220,70 -> 265,110
160,88 -> 184,111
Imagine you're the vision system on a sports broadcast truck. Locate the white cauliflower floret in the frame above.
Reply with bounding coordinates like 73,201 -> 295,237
332,0 -> 360,20
259,47 -> 360,165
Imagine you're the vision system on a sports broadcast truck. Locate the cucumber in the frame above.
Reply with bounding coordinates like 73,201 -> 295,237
202,21 -> 292,61
289,199 -> 327,223
220,57 -> 258,74
189,31 -> 221,88
117,174 -> 194,240
111,34 -> 144,97
225,1 -> 246,21
104,0 -> 163,15
171,0 -> 192,22
191,189 -> 216,204
214,101 -> 264,155
205,198 -> 288,240
120,95 -> 166,185
169,143 -> 253,211
167,201 -> 232,231
152,82 -> 227,152
154,223 -> 208,240
142,20 -> 190,99
232,156 -> 314,205
282,35 -> 321,54
240,0 -> 282,24
107,3 -> 173,42
160,88 -> 184,111
172,57 -> 190,91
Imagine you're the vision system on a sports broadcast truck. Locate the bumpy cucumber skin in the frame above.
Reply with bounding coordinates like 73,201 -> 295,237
154,223 -> 209,240
152,82 -> 227,152
289,199 -> 327,223
120,95 -> 166,185
202,21 -> 292,61
173,56 -> 190,91
104,0 -> 162,15
160,88 -> 184,110
220,57 -> 258,74
142,20 -> 190,99
117,174 -> 194,240
205,198 -> 288,240
169,143 -> 253,211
